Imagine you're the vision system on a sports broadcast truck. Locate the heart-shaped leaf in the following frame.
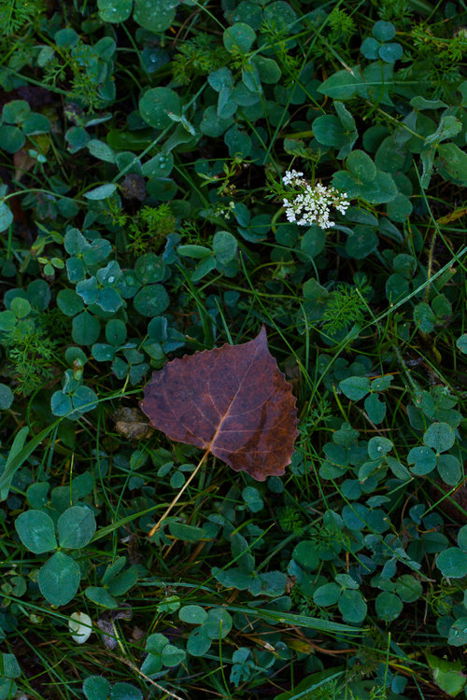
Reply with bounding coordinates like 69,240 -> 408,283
140,327 -> 298,481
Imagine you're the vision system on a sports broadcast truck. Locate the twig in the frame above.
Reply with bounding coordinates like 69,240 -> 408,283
147,449 -> 209,538
106,651 -> 185,700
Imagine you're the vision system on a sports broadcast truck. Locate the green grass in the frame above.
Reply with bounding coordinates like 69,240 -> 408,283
0,0 -> 466,697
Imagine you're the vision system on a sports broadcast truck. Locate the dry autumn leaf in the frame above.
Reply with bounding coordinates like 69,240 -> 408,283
113,406 -> 154,441
14,148 -> 36,182
140,326 -> 298,481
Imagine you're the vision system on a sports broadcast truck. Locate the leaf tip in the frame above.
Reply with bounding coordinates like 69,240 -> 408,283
256,324 -> 268,344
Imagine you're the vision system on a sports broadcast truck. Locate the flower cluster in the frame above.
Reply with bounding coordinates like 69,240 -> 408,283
282,170 -> 350,229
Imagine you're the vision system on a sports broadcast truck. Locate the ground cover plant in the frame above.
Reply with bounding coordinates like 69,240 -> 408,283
0,0 -> 465,697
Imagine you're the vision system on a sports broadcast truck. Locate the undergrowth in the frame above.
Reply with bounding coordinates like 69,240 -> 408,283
0,0 -> 465,698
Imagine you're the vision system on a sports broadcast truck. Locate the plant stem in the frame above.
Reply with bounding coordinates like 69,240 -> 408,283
147,448 -> 209,537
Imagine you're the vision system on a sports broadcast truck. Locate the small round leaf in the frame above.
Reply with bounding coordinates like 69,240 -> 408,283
187,628 -> 212,656
51,391 -> 73,417
57,289 -> 84,317
375,591 -> 403,622
0,383 -> 14,410
179,605 -> 208,625
135,253 -> 165,284
223,23 -> 256,53
58,506 -> 96,550
423,422 -> 455,453
346,150 -> 377,183
436,454 -> 462,485
408,446 -> 436,475
0,125 -> 25,153
372,20 -> 396,41
213,231 -> 238,265
133,0 -> 177,33
15,510 -> 57,554
338,589 -> 367,624
139,88 -> 181,129
339,376 -> 371,401
83,676 -> 112,699
38,552 -> 81,606
456,333 -> 467,354
85,586 -> 119,608
161,644 -> 186,667
436,548 -> 467,579
0,202 -> 13,232
133,284 -> 169,316
364,393 -> 386,424
204,608 -> 232,640
395,575 -> 423,603
105,319 -> 127,346
367,436 -> 392,460
292,541 -> 319,571
379,42 -> 403,63
313,582 -> 340,607
448,617 -> 467,647
111,683 -> 143,700
458,525 -> 467,551
72,312 -> 101,345
97,0 -> 133,23
84,184 -> 117,200
360,37 -> 380,60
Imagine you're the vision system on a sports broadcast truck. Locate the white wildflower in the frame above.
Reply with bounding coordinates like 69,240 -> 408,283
282,169 -> 304,186
281,170 -> 350,229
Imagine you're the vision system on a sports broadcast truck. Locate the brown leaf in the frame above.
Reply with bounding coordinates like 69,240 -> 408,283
14,149 -> 35,182
140,326 -> 298,481
113,406 -> 154,441
121,173 -> 146,201
97,605 -> 132,649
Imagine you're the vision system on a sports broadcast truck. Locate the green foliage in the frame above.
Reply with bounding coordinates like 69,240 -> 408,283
0,293 -> 57,396
14,505 -> 96,605
0,0 -> 465,698
172,33 -> 230,86
127,204 -> 176,255
0,0 -> 44,36
83,676 -> 143,700
328,8 -> 356,44
322,283 -> 369,334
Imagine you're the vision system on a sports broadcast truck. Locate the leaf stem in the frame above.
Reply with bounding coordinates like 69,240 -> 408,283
106,651 -> 185,700
147,448 -> 210,538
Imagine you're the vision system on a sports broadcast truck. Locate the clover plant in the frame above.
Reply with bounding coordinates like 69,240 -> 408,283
0,0 -> 464,698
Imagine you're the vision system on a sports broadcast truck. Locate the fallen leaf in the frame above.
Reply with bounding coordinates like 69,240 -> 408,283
113,406 -> 154,440
14,149 -> 35,181
97,605 -> 132,649
121,173 -> 146,201
140,326 -> 298,481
